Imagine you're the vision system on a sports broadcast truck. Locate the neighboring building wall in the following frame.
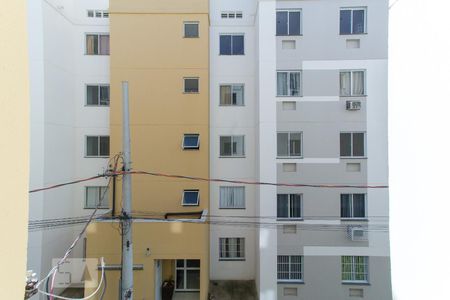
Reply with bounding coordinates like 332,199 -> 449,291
0,0 -> 30,298
27,1 -> 109,297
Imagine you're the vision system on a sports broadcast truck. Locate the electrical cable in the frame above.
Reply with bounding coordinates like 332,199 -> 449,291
29,175 -> 105,193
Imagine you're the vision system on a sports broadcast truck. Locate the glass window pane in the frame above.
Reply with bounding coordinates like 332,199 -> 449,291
184,23 -> 199,38
290,194 -> 302,218
99,187 -> 108,208
277,72 -> 288,96
277,194 -> 289,218
341,194 -> 351,217
290,133 -> 302,156
340,133 -> 351,157
186,270 -> 200,289
99,136 -> 109,156
352,133 -> 365,156
176,260 -> 185,268
87,85 -> 99,105
185,78 -> 199,93
220,136 -> 232,156
289,12 -> 301,35
183,191 -> 199,205
353,194 -> 366,217
86,136 -> 98,156
85,187 -> 98,208
86,35 -> 98,55
340,10 -> 352,34
276,12 -> 288,35
340,72 -> 351,96
99,35 -> 109,55
277,133 -> 289,156
186,260 -> 200,268
220,85 -> 232,105
232,85 -> 244,105
183,135 -> 199,148
220,35 -> 232,55
99,86 -> 110,105
353,10 -> 365,34
176,270 -> 184,289
232,35 -> 244,55
233,136 -> 244,156
289,72 -> 301,96
352,71 -> 365,95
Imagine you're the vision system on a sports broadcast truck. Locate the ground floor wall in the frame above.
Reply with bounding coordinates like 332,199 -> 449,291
86,221 -> 209,300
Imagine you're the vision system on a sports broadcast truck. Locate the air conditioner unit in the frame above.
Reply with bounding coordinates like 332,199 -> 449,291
346,100 -> 362,111
347,226 -> 368,241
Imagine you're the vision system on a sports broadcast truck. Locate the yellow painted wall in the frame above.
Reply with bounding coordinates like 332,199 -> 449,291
87,0 -> 210,299
0,0 -> 30,298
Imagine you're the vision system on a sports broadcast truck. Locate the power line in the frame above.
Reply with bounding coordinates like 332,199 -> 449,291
29,175 -> 106,193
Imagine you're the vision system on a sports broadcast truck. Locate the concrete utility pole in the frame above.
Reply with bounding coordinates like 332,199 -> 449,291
121,81 -> 134,300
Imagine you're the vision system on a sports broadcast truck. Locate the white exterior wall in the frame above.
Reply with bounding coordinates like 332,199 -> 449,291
27,1 -> 109,298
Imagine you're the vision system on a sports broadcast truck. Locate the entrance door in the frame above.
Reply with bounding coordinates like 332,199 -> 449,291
154,260 -> 162,300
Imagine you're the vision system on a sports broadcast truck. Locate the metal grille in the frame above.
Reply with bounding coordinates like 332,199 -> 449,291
277,255 -> 303,281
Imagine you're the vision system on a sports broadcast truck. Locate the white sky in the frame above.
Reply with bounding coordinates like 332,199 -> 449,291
389,0 -> 450,299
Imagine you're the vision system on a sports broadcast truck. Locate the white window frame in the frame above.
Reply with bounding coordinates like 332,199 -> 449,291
340,194 -> 367,220
340,7 -> 367,35
341,256 -> 369,283
340,70 -> 366,96
219,135 -> 245,157
85,84 -> 110,106
183,77 -> 199,93
219,34 -> 245,55
85,33 -> 110,55
219,238 -> 245,260
340,132 -> 366,158
184,21 -> 199,38
219,84 -> 245,106
85,135 -> 110,158
276,10 -> 302,36
84,186 -> 109,209
175,259 -> 200,292
277,131 -> 303,158
182,134 -> 200,150
182,190 -> 200,206
221,11 -> 243,19
219,186 -> 246,209
277,255 -> 304,282
277,194 -> 303,220
277,70 -> 302,97
87,10 -> 94,18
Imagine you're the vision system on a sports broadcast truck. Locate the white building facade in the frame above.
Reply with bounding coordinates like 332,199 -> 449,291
210,0 -> 392,299
27,1 -> 110,297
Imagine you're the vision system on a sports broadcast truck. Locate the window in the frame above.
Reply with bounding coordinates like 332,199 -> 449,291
277,256 -> 303,282
342,256 -> 368,282
86,34 -> 109,55
182,190 -> 199,206
87,10 -> 108,18
95,11 -> 102,18
221,11 -> 243,19
183,134 -> 200,149
176,260 -> 200,291
340,71 -> 365,96
340,8 -> 366,35
220,187 -> 245,209
277,71 -> 301,96
102,11 -> 109,18
184,22 -> 199,38
276,10 -> 301,36
87,10 -> 94,18
220,136 -> 245,157
340,132 -> 365,157
86,136 -> 109,157
277,194 -> 302,219
85,186 -> 108,209
277,132 -> 302,157
220,84 -> 244,106
219,238 -> 245,260
184,78 -> 199,93
220,34 -> 244,55
86,84 -> 110,106
341,194 -> 366,219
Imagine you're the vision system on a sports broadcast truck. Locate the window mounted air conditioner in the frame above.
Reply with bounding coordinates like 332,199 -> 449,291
347,226 -> 368,241
346,100 -> 362,111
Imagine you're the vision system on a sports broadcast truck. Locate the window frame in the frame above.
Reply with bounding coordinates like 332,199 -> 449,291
219,135 -> 246,158
219,84 -> 245,106
219,34 -> 245,56
85,84 -> 110,106
340,194 -> 367,220
276,70 -> 302,97
219,237 -> 245,261
183,77 -> 200,94
277,131 -> 303,158
277,255 -> 304,283
219,186 -> 246,209
339,70 -> 366,97
85,33 -> 110,55
84,186 -> 109,209
221,11 -> 243,19
340,132 -> 366,158
277,194 -> 303,220
175,259 -> 201,292
341,256 -> 369,283
85,135 -> 110,158
340,7 -> 367,35
182,190 -> 200,206
182,134 -> 200,150
184,21 -> 200,38
276,10 -> 302,36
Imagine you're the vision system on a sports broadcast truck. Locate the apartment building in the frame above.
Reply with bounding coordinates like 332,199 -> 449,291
27,0 -> 110,297
86,0 -> 210,299
210,1 -> 392,300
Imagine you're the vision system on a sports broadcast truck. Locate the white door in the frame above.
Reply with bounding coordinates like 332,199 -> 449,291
154,260 -> 162,300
